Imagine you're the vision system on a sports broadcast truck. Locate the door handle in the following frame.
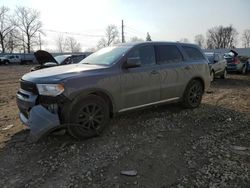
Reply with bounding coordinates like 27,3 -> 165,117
151,70 -> 159,74
184,66 -> 191,70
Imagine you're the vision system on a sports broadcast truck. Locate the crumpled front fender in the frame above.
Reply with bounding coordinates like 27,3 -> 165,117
20,105 -> 61,141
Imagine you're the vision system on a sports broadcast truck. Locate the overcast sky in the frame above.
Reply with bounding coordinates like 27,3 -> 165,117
1,0 -> 250,51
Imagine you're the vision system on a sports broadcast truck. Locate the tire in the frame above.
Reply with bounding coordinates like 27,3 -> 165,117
210,71 -> 215,82
242,65 -> 247,75
66,95 -> 110,139
182,80 -> 204,109
220,69 -> 227,79
4,60 -> 9,65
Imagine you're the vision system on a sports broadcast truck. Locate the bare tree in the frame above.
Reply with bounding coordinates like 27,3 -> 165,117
194,34 -> 205,48
5,29 -> 22,53
146,32 -> 152,41
14,6 -> 43,53
65,36 -> 81,52
0,6 -> 14,53
242,29 -> 250,48
206,25 -> 238,49
55,35 -> 66,53
97,25 -> 119,49
130,36 -> 144,42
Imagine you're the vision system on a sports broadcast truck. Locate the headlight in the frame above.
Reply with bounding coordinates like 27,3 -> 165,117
36,84 -> 64,96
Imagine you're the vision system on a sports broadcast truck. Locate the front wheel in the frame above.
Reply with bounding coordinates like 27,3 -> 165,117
182,80 -> 204,108
210,71 -> 215,82
66,95 -> 110,139
220,69 -> 227,79
242,65 -> 247,74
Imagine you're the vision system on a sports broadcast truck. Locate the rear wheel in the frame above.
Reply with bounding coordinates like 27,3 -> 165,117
183,80 -> 204,108
66,95 -> 110,139
220,69 -> 227,79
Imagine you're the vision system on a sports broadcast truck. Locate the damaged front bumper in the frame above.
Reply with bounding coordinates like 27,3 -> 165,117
16,89 -> 62,140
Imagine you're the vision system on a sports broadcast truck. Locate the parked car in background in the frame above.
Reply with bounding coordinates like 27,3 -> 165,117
0,55 -> 21,65
205,52 -> 227,81
224,50 -> 247,74
16,42 -> 210,140
31,50 -> 90,71
248,59 -> 250,73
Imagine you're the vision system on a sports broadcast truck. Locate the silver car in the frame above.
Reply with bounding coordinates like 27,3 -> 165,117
16,42 -> 210,140
205,52 -> 227,81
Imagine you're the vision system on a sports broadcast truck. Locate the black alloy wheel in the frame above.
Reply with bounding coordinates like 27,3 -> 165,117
183,80 -> 203,108
67,95 -> 109,139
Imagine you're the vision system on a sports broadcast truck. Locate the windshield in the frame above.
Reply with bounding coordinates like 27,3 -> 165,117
80,46 -> 131,65
224,53 -> 233,59
54,55 -> 71,64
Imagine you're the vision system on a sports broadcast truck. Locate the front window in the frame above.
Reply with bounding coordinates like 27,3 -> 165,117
128,45 -> 156,66
80,46 -> 131,65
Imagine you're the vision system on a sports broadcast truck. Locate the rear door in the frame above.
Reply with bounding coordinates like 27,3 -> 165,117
120,45 -> 161,110
155,44 -> 185,99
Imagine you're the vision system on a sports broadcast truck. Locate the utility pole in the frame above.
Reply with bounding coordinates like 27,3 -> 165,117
121,20 -> 124,43
39,33 -> 42,50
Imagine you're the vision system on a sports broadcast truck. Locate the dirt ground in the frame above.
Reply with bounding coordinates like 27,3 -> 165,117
0,65 -> 249,188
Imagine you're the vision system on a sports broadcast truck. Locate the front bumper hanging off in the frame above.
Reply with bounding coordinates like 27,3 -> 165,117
16,90 -> 61,141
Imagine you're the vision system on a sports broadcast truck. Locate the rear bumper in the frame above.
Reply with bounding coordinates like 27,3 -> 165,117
16,89 -> 61,140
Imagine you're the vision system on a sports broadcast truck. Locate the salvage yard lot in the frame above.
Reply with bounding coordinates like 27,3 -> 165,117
0,65 -> 249,188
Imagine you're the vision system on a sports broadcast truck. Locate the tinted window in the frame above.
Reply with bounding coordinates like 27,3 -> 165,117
155,45 -> 183,64
182,46 -> 205,61
128,45 -> 156,66
72,55 -> 86,64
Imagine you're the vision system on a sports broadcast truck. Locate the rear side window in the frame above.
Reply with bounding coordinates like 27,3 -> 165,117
155,45 -> 183,64
182,46 -> 205,61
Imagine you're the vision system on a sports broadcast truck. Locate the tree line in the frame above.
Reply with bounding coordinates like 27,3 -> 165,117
1,6 -> 250,53
0,6 -> 82,53
194,25 -> 250,49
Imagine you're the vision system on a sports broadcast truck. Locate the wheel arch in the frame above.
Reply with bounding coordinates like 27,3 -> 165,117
68,88 -> 115,117
185,77 -> 205,93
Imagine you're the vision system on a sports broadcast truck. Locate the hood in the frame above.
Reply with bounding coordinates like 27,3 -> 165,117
34,50 -> 58,65
22,63 -> 108,83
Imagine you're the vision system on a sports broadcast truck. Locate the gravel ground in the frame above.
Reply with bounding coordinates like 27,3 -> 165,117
0,65 -> 249,188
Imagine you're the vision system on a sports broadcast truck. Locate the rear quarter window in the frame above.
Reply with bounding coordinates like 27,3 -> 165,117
182,46 -> 205,61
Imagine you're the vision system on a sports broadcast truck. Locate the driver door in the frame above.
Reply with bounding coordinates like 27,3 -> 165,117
120,45 -> 161,111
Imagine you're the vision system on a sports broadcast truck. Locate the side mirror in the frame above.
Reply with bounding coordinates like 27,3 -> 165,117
124,57 -> 141,68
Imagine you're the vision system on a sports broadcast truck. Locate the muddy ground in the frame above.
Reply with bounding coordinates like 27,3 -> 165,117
0,65 -> 249,188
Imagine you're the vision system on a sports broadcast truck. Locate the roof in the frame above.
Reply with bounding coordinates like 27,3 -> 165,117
115,41 -> 199,48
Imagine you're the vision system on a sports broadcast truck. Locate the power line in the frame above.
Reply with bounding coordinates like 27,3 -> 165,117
44,29 -> 105,38
124,25 -> 146,36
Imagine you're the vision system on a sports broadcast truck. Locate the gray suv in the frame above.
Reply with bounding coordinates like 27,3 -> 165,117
16,42 -> 210,140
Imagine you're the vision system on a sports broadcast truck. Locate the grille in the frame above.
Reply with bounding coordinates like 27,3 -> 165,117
20,80 -> 38,94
